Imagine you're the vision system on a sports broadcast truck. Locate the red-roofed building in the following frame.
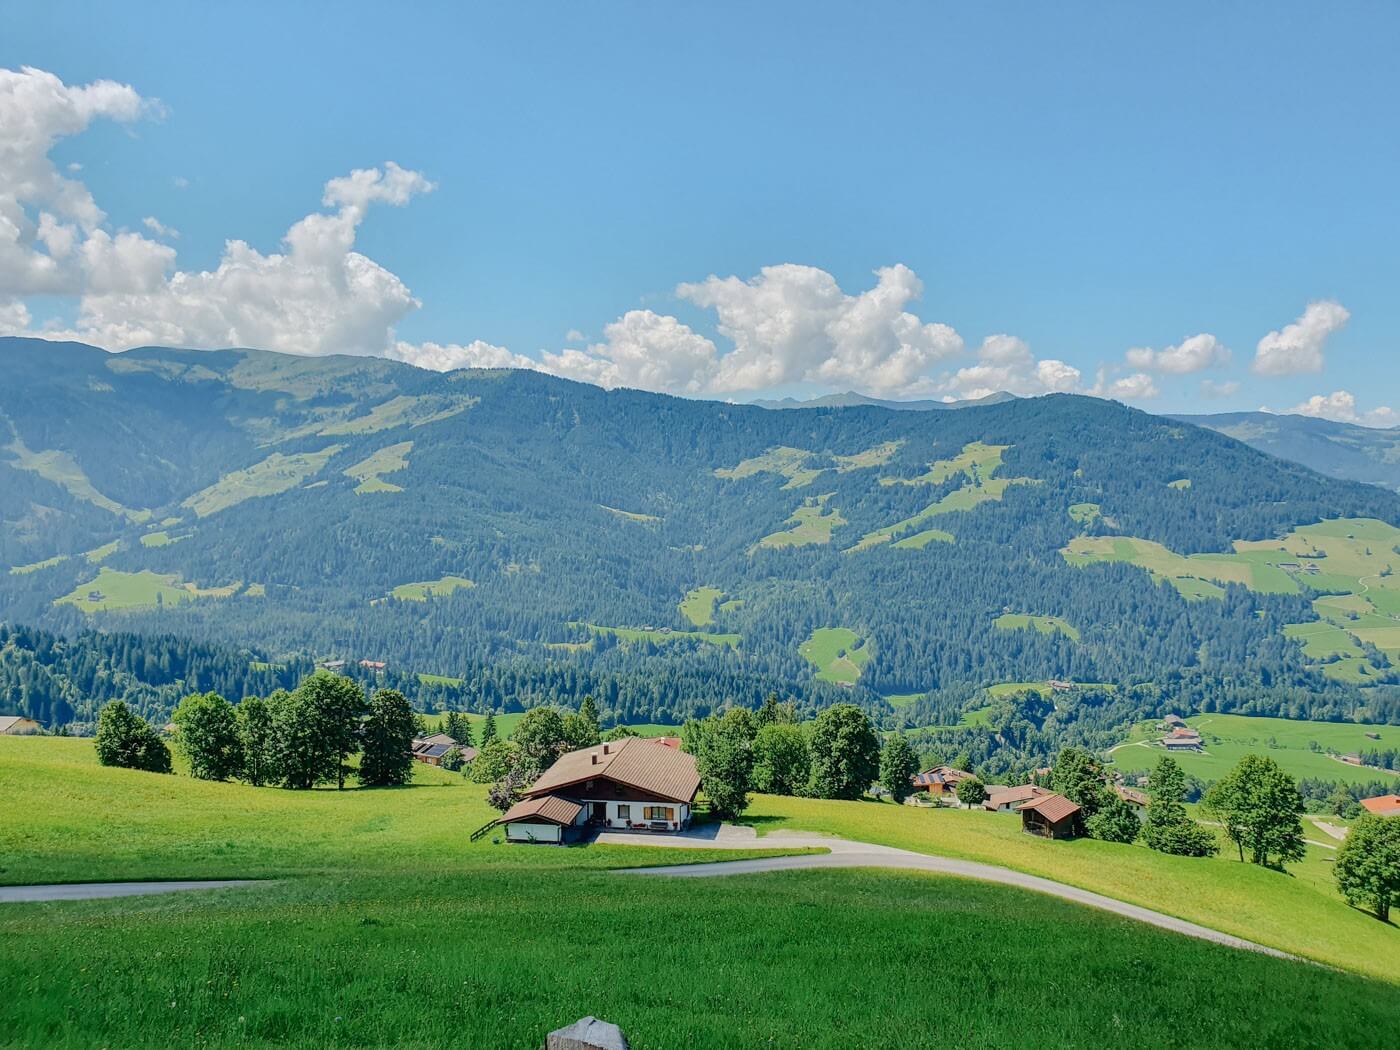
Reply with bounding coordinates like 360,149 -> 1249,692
1359,794 -> 1400,817
1018,793 -> 1083,839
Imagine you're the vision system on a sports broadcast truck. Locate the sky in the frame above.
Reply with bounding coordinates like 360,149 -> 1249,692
2,2 -> 1398,421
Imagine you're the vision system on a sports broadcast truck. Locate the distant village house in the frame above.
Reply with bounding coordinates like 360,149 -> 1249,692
410,733 -> 477,767
1359,794 -> 1400,817
0,715 -> 41,735
910,765 -> 974,798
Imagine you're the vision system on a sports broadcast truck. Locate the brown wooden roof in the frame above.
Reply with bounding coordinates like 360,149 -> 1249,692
498,795 -> 584,826
525,737 -> 700,803
987,784 -> 1047,808
1017,792 -> 1081,823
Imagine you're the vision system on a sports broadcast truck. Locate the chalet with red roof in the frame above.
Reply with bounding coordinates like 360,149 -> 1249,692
1359,794 -> 1400,817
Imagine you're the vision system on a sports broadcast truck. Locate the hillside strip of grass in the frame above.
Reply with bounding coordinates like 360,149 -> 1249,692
741,793 -> 1400,981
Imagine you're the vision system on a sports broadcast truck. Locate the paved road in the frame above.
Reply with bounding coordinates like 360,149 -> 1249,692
0,880 -> 258,903
612,827 -> 1298,961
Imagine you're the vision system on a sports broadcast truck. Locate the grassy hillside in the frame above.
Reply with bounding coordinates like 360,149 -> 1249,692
2,738 -> 1398,1049
1110,712 -> 1400,788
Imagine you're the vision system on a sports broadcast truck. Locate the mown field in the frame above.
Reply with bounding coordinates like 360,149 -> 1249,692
3,737 -> 1399,1049
1110,712 -> 1400,789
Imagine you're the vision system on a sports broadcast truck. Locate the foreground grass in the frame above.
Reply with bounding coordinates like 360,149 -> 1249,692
743,794 -> 1400,981
6,739 -> 1400,1047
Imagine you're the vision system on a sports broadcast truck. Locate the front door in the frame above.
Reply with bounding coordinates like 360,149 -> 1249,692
590,801 -> 605,825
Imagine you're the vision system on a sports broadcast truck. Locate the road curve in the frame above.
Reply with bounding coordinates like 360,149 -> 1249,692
613,832 -> 1297,962
0,880 -> 259,903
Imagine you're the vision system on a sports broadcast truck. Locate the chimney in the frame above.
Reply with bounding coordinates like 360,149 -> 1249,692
602,743 -> 611,755
591,753 -> 599,765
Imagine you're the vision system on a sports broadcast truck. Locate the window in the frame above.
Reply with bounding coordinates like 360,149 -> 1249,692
616,805 -> 631,820
644,806 -> 676,821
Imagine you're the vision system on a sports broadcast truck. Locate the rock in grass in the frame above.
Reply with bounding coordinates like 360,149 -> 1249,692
544,1015 -> 629,1050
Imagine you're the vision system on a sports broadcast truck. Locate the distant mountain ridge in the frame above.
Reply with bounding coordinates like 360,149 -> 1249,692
3,336 -> 1400,742
751,390 -> 1018,411
1176,411 -> 1400,491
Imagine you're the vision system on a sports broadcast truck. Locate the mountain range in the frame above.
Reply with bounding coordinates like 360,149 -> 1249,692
4,336 -> 1400,744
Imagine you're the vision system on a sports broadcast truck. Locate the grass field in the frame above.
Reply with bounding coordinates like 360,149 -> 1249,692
599,504 -> 660,523
1068,501 -> 1101,524
799,626 -> 871,684
573,622 -> 741,649
3,738 -> 1397,1049
54,567 -> 242,613
879,440 -> 1008,487
1168,477 -> 1192,490
993,612 -> 1080,641
343,440 -> 412,494
757,496 -> 846,548
318,393 -> 477,436
139,529 -> 180,547
8,554 -> 67,575
1110,712 -> 1400,789
832,440 -> 902,472
5,435 -> 150,523
715,445 -> 823,489
388,575 -> 475,602
890,527 -> 954,549
182,445 -> 345,518
678,585 -> 724,626
83,540 -> 120,563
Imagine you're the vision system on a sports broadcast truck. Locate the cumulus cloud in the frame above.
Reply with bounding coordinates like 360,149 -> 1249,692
1088,369 -> 1159,401
1282,390 -> 1396,428
141,216 -> 178,239
0,298 -> 31,334
538,310 -> 720,394
386,339 -> 535,372
677,263 -> 963,396
939,334 -> 1081,400
1201,378 -> 1241,398
1252,300 -> 1349,376
1125,333 -> 1228,374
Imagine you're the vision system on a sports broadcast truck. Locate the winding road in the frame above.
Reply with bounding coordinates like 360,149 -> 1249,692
606,826 -> 1298,961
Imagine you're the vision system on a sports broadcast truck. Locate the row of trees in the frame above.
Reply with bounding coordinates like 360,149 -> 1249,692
95,671 -> 420,789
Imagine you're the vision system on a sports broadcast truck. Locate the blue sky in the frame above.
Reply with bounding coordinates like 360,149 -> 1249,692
3,2 -> 1397,418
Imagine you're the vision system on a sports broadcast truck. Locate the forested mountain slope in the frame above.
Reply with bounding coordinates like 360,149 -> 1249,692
1176,411 -> 1400,491
5,336 -> 1400,733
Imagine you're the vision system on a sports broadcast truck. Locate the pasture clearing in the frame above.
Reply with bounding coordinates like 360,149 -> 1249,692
832,440 -> 902,472
799,627 -> 871,684
9,555 -> 67,575
1068,502 -> 1101,524
54,568 -> 245,613
715,445 -> 823,489
600,504 -> 660,523
757,496 -> 846,549
83,540 -> 120,564
182,445 -> 344,518
318,393 -> 477,436
879,440 -> 1008,487
993,612 -> 1080,642
343,440 -> 412,494
4,434 -> 150,523
389,575 -> 476,601
679,586 -> 724,626
571,622 -> 741,649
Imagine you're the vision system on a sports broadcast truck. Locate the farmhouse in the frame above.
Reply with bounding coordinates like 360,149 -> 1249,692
1018,793 -> 1082,839
410,733 -> 477,766
500,736 -> 700,844
1359,794 -> 1400,817
0,715 -> 41,735
1162,727 -> 1203,752
359,659 -> 387,671
984,784 -> 1049,812
1160,713 -> 1187,729
911,765 -> 974,797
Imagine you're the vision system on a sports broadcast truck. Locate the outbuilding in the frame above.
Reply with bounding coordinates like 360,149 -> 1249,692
499,795 -> 587,844
0,715 -> 41,735
1018,793 -> 1082,839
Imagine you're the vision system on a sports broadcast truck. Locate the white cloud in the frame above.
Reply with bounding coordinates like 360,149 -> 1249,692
0,298 -> 30,334
1201,378 -> 1241,398
677,263 -> 963,396
538,310 -> 719,394
940,334 -> 1081,400
171,175 -> 189,189
1252,300 -> 1349,376
1283,390 -> 1396,427
1125,332 -> 1228,374
565,328 -> 585,342
1090,369 -> 1159,401
142,216 -> 178,239
386,338 -> 534,372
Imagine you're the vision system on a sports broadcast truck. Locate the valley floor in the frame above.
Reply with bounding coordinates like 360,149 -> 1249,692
2,738 -> 1398,1049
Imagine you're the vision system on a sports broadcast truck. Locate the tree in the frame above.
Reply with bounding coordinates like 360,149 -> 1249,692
1334,814 -> 1400,921
562,704 -> 601,752
237,695 -> 279,787
602,725 -> 640,742
291,670 -> 366,790
441,745 -> 465,772
755,693 -> 797,728
1142,757 -> 1217,857
94,700 -> 171,774
579,695 -> 600,733
1203,754 -> 1306,868
173,692 -> 244,781
513,707 -> 571,781
1086,795 -> 1140,844
955,777 -> 987,809
807,704 -> 881,800
359,689 -> 417,787
751,723 -> 810,796
470,739 -> 518,783
880,733 -> 920,803
269,685 -> 338,789
479,711 -> 499,747
487,765 -> 529,813
1050,747 -> 1108,820
693,713 -> 754,818
443,710 -> 473,747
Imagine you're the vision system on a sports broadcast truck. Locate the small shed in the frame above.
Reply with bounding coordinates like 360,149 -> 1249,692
1018,793 -> 1082,839
499,795 -> 586,844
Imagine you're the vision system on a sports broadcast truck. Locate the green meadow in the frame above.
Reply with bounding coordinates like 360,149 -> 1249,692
389,575 -> 476,601
1110,712 -> 1400,789
678,585 -> 724,626
2,738 -> 1397,1048
53,567 -> 243,613
343,440 -> 412,494
757,496 -> 846,548
799,626 -> 871,684
182,445 -> 345,518
993,612 -> 1080,641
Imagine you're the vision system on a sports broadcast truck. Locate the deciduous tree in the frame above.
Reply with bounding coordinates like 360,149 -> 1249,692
359,689 -> 417,787
1142,757 -> 1218,857
880,733 -> 920,803
1203,754 -> 1306,868
693,713 -> 754,818
173,692 -> 244,781
807,704 -> 880,801
94,700 -> 171,774
237,695 -> 279,787
955,777 -> 987,809
1334,814 -> 1400,921
752,722 -> 810,796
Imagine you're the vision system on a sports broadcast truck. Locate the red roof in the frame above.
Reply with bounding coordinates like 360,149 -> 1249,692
1017,792 -> 1081,823
986,784 -> 1048,809
1360,794 -> 1400,816
498,795 -> 584,826
526,736 -> 700,803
